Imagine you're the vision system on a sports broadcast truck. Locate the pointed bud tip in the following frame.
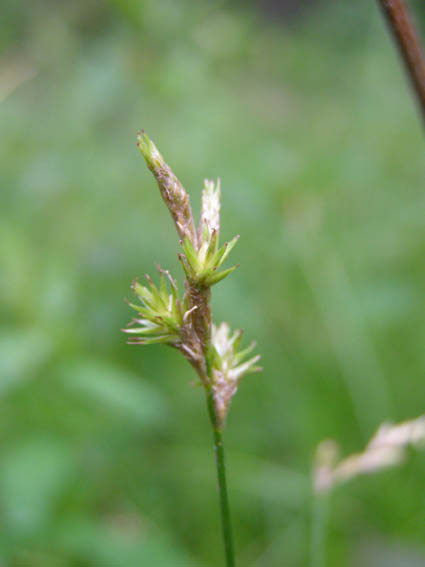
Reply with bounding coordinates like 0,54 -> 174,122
136,130 -> 144,147
136,130 -> 156,163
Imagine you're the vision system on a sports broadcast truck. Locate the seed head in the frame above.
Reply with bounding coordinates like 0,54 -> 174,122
126,132 -> 262,429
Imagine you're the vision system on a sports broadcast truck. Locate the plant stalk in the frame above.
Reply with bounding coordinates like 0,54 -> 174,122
311,492 -> 329,567
376,0 -> 425,124
206,387 -> 236,567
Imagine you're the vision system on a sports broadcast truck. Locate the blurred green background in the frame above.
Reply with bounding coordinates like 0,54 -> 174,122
1,0 -> 424,565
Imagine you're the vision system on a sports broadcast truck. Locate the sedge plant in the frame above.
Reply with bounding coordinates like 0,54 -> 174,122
122,131 -> 261,567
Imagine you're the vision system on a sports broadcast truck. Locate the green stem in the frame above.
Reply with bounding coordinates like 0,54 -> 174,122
311,491 -> 329,567
206,387 -> 236,567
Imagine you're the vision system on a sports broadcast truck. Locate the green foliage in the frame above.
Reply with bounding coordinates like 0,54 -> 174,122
0,0 -> 424,565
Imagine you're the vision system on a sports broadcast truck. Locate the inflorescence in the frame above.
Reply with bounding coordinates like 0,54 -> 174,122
122,131 -> 261,427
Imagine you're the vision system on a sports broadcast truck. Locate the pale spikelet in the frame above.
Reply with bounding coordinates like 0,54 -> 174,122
199,178 -> 221,241
368,416 -> 425,449
314,415 -> 425,494
211,322 -> 261,426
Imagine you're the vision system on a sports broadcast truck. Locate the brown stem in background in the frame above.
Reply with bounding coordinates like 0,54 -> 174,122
376,0 -> 425,125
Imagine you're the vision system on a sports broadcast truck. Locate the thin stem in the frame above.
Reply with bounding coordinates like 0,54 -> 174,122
311,492 -> 329,567
206,386 -> 236,567
376,0 -> 425,124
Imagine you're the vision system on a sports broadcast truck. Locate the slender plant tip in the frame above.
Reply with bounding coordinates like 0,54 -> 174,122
136,130 -> 198,245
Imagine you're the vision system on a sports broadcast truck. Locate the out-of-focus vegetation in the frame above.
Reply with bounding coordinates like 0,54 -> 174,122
0,0 -> 424,565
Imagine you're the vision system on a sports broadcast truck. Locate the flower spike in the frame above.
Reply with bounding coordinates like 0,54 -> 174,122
125,131 -> 261,426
